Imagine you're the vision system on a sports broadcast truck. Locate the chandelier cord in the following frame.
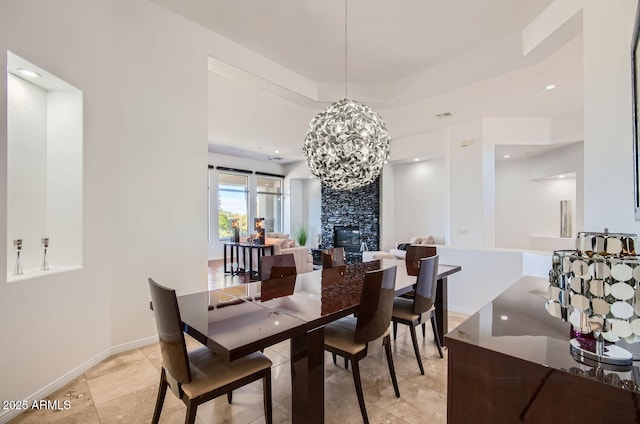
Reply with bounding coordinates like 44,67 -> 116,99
344,0 -> 348,99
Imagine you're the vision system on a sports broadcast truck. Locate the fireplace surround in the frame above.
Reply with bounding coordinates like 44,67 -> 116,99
320,177 -> 380,263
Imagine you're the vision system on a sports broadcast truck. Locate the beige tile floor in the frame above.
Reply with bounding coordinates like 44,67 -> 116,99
10,313 -> 468,424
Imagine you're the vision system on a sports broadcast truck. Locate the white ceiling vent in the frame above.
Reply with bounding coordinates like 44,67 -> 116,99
269,156 -> 284,161
435,112 -> 453,119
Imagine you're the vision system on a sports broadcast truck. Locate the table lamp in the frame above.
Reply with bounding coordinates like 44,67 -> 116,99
547,229 -> 640,369
254,218 -> 265,245
231,219 -> 240,243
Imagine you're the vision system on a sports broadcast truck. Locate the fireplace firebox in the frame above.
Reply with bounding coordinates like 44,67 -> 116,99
334,226 -> 361,252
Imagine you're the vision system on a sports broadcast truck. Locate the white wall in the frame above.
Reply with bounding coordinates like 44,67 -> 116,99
381,121 -> 584,252
1,0 -> 113,413
583,0 -> 640,234
495,142 -> 583,250
301,178 -> 321,248
1,0 -> 223,414
109,0 -> 209,347
448,121 -> 488,247
439,246 -> 551,315
288,178 -> 303,240
46,90 -> 83,267
380,164 -> 396,251
391,158 -> 447,245
6,74 -> 47,270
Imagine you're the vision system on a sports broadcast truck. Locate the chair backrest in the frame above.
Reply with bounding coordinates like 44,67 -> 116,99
148,278 -> 191,384
321,264 -> 347,287
413,255 -> 439,315
354,265 -> 397,344
259,274 -> 297,302
405,245 -> 437,276
260,253 -> 297,281
322,247 -> 345,269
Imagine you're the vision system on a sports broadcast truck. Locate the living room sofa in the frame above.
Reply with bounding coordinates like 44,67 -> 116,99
264,232 -> 313,274
362,235 -> 436,262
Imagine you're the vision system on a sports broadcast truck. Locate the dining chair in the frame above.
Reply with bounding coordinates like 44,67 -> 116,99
258,274 -> 297,302
405,244 -> 437,276
322,247 -> 346,268
323,266 -> 400,424
392,255 -> 442,375
402,245 -> 437,336
260,253 -> 297,281
148,278 -> 273,424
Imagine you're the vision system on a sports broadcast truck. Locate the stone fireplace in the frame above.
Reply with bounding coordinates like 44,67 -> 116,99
320,177 -> 380,262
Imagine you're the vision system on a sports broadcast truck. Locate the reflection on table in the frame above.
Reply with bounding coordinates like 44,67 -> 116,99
223,242 -> 274,281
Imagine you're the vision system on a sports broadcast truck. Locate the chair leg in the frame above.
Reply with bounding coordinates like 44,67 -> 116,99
431,315 -> 444,358
409,324 -> 425,375
393,321 -> 398,340
332,353 -> 337,365
151,369 -> 168,424
227,391 -> 233,404
185,400 -> 198,424
383,335 -> 400,398
345,358 -> 349,370
422,322 -> 426,338
263,368 -> 273,424
351,359 -> 369,424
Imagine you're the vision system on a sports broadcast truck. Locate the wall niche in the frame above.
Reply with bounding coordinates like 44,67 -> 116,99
6,51 -> 83,282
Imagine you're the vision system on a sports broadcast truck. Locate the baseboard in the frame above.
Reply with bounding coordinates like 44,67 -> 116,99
0,348 -> 110,424
448,304 -> 477,316
110,335 -> 158,355
0,335 -> 159,424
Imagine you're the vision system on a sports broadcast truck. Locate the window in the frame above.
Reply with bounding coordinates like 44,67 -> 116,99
257,177 -> 283,233
218,173 -> 249,240
212,170 -> 284,241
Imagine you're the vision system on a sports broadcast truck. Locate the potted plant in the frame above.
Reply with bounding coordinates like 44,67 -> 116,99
295,225 -> 309,247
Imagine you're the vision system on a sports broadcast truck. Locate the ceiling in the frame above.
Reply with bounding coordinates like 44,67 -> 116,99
152,0 -> 584,163
152,0 -> 555,84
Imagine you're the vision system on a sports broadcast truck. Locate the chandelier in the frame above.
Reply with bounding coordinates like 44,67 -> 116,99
303,0 -> 390,191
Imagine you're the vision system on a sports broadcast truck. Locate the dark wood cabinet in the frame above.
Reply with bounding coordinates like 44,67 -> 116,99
446,277 -> 640,424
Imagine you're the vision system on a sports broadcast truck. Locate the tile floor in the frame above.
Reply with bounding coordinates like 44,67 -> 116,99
11,261 -> 467,423
9,312 -> 468,424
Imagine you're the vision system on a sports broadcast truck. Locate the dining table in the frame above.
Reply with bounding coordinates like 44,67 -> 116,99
177,258 -> 461,423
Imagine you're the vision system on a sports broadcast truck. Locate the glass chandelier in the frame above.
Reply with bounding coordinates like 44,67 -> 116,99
303,0 -> 390,191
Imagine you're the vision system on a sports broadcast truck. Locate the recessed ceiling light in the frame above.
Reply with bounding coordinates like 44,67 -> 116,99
16,68 -> 41,78
500,315 -> 508,321
274,150 -> 279,154
383,160 -> 388,164
503,154 -> 511,159
414,158 -> 420,162
559,174 -> 565,179
544,84 -> 556,91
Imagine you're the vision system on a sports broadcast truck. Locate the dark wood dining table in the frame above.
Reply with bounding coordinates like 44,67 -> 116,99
177,258 -> 461,423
